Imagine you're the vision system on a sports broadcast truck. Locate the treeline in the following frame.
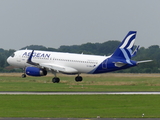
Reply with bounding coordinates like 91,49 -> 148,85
2,41 -> 160,73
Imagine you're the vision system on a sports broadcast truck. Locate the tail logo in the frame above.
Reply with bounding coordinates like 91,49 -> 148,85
120,33 -> 136,64
111,31 -> 137,65
120,33 -> 135,49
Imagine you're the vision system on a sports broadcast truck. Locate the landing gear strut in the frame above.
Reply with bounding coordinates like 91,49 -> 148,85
22,68 -> 26,78
52,71 -> 60,83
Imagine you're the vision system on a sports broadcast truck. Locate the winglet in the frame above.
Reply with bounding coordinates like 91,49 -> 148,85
27,50 -> 39,66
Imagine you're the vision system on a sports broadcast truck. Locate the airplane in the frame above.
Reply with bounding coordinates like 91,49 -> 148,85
7,31 -> 152,83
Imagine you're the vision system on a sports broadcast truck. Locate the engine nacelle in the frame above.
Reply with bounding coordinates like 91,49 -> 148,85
25,67 -> 47,76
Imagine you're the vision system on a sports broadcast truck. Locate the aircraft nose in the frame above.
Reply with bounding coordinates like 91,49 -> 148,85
7,57 -> 12,65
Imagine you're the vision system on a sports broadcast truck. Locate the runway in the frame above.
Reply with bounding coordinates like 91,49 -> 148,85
0,91 -> 160,95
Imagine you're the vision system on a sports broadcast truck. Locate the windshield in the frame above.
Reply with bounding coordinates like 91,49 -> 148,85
11,53 -> 15,57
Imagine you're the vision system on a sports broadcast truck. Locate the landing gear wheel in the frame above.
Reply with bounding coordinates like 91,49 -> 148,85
22,74 -> 26,78
52,77 -> 60,83
75,76 -> 83,82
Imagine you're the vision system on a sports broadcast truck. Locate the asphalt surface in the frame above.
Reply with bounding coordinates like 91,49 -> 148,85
0,91 -> 160,95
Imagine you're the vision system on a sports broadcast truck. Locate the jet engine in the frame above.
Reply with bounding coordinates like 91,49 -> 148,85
25,67 -> 47,76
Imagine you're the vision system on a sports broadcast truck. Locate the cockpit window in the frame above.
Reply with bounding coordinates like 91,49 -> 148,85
11,53 -> 15,57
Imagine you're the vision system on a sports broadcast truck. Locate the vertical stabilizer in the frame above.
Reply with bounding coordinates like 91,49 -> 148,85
111,31 -> 137,60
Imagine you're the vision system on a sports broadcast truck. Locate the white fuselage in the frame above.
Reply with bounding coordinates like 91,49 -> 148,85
7,50 -> 109,74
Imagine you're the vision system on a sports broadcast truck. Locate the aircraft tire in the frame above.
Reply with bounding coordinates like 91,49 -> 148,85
52,77 -> 60,83
75,76 -> 83,82
22,74 -> 26,78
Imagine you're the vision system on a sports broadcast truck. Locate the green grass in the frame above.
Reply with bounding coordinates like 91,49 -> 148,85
0,95 -> 160,118
0,73 -> 160,118
0,73 -> 160,91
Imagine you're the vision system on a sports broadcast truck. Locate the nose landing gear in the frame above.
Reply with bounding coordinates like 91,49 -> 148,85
22,74 -> 26,78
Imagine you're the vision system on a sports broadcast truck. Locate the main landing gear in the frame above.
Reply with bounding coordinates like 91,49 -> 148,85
52,71 -> 60,83
52,77 -> 60,83
75,75 -> 83,82
52,72 -> 83,83
51,75 -> 83,83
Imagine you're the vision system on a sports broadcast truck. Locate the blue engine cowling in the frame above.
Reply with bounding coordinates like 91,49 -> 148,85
25,67 -> 47,76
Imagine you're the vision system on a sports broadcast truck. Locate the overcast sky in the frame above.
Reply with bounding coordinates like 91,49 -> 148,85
0,0 -> 160,50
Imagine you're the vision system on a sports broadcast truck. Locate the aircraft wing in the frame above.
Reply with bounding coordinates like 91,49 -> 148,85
39,63 -> 78,74
26,50 -> 78,74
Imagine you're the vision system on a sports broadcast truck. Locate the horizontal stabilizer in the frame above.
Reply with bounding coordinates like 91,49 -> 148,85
137,60 -> 153,64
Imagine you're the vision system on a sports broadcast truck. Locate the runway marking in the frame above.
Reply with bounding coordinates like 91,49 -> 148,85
0,91 -> 160,95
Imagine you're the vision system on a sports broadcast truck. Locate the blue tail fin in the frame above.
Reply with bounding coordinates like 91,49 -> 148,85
111,31 -> 137,60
